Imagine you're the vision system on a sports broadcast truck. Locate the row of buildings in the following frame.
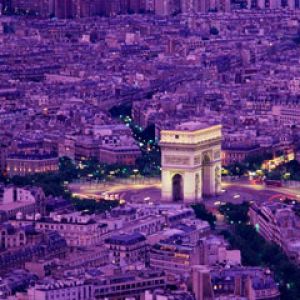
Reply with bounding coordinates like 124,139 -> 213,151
0,123 -> 142,177
0,191 -> 281,299
4,0 -> 300,18
0,185 -> 46,222
1,12 -> 300,177
1,0 -> 231,18
250,200 -> 300,265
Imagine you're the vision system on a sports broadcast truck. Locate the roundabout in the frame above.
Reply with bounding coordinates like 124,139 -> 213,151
68,177 -> 300,205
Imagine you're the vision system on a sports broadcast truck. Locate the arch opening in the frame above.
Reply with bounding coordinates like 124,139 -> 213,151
172,174 -> 183,202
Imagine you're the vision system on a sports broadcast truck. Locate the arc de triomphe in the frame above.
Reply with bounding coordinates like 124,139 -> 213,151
160,122 -> 222,203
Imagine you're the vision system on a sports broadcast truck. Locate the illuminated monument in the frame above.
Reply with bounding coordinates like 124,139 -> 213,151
160,122 -> 222,203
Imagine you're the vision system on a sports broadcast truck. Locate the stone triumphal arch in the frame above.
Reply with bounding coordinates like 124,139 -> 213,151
160,122 -> 222,203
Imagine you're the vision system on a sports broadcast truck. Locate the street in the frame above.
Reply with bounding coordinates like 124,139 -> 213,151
68,178 -> 300,204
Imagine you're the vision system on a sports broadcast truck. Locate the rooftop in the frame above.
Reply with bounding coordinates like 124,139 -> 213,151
175,121 -> 215,131
105,232 -> 146,245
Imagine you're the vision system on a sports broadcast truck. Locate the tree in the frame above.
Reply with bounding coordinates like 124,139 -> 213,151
267,160 -> 300,181
109,104 -> 132,118
146,91 -> 154,99
244,154 -> 265,171
3,23 -> 15,34
192,204 -> 216,229
266,169 -> 282,180
127,8 -> 135,14
227,162 -> 247,176
141,124 -> 155,142
221,221 -> 300,299
71,198 -> 118,214
210,27 -> 219,35
59,157 -> 78,181
219,202 -> 249,224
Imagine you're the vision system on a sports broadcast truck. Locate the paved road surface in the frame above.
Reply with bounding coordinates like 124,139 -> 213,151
69,178 -> 300,204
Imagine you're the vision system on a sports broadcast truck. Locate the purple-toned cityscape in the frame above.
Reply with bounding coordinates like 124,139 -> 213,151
0,1 -> 300,300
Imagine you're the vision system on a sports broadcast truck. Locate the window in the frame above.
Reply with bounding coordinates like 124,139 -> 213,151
175,135 -> 179,139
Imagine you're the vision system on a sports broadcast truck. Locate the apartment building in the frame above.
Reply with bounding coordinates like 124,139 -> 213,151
249,201 -> 300,264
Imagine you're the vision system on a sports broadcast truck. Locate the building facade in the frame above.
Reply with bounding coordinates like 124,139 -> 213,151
192,265 -> 280,300
105,232 -> 147,266
249,201 -> 300,265
6,153 -> 59,177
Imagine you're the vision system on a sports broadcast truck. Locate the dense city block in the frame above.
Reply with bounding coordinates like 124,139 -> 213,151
0,2 -> 300,300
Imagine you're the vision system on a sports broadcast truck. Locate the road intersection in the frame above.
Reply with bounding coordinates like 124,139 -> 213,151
69,178 -> 300,204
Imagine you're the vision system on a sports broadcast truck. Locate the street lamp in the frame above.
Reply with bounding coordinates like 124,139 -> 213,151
133,169 -> 139,184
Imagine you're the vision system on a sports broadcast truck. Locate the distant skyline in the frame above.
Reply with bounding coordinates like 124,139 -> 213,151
1,0 -> 300,19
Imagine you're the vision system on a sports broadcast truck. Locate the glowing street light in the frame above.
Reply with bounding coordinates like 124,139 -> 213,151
133,169 -> 139,184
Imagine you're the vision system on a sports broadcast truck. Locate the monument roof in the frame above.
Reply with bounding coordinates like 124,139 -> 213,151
175,121 -> 212,131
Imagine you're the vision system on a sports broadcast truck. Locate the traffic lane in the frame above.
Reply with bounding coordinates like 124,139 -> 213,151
222,182 -> 299,202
